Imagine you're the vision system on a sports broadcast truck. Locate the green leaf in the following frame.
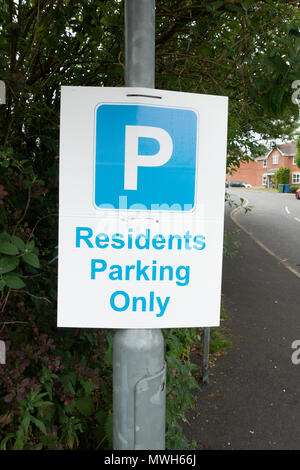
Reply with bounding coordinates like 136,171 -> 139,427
0,232 -> 11,243
30,416 -> 47,434
0,256 -> 19,274
0,433 -> 14,450
0,241 -> 18,255
0,279 -> 6,290
226,4 -> 242,12
81,380 -> 94,395
25,240 -> 35,253
33,400 -> 53,408
22,253 -> 40,268
264,55 -> 288,74
241,0 -> 255,8
75,396 -> 94,417
11,235 -> 25,252
41,434 -> 57,448
270,85 -> 285,114
13,428 -> 24,450
3,274 -> 25,289
206,0 -> 223,11
95,410 -> 106,425
104,413 -> 113,447
22,412 -> 31,432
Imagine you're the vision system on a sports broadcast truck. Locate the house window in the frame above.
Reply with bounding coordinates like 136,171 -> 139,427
293,156 -> 296,165
263,160 -> 267,168
262,175 -> 267,185
292,173 -> 300,184
272,153 -> 279,164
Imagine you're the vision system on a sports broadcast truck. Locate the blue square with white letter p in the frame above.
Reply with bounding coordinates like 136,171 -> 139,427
94,104 -> 198,211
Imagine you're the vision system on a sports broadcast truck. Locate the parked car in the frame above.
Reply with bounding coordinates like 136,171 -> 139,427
227,181 -> 251,188
296,188 -> 300,199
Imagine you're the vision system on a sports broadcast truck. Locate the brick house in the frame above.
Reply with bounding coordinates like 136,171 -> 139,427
226,142 -> 299,188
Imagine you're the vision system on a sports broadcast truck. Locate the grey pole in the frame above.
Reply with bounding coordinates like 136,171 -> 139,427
0,82 -> 6,366
113,0 -> 166,451
124,0 -> 155,88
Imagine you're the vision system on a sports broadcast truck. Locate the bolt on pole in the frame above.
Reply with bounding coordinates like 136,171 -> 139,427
113,0 -> 166,451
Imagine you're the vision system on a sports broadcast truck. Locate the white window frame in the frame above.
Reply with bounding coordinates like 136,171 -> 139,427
293,156 -> 296,165
272,153 -> 279,165
292,173 -> 300,184
262,175 -> 267,185
263,159 -> 267,168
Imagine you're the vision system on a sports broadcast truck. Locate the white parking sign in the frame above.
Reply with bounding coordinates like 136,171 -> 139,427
58,86 -> 228,328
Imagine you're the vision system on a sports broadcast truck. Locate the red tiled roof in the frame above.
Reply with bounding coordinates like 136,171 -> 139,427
256,142 -> 296,160
277,142 -> 296,156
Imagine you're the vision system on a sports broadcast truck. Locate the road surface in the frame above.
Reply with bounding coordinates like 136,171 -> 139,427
181,195 -> 300,450
229,188 -> 300,275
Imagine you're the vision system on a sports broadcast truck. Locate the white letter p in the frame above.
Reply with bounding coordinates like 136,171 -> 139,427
124,125 -> 173,190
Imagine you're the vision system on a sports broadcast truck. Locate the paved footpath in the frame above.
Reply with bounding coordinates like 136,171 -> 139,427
182,207 -> 300,450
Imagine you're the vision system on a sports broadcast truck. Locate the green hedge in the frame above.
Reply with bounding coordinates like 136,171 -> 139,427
275,167 -> 290,188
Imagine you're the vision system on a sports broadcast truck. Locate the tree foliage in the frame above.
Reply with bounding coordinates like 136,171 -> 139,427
0,0 -> 299,450
155,0 -> 300,166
